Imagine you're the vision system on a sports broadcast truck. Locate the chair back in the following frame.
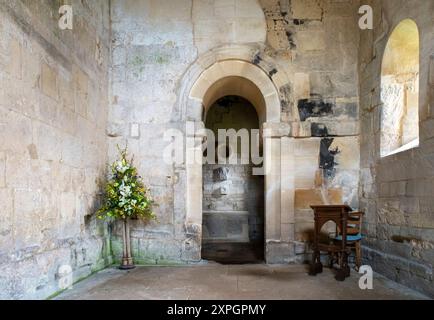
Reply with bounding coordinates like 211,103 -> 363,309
336,212 -> 363,236
347,212 -> 363,235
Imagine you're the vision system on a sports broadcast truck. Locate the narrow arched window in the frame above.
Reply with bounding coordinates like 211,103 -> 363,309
381,19 -> 420,157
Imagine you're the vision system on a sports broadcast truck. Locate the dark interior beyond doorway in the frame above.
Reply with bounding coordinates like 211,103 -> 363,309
202,96 -> 264,264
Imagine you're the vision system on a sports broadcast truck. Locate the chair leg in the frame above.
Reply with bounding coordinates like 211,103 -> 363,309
355,241 -> 362,271
328,252 -> 334,268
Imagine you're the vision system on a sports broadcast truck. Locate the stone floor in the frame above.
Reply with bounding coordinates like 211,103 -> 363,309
202,242 -> 264,264
55,263 -> 429,300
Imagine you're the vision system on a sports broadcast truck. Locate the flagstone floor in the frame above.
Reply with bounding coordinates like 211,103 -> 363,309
55,263 -> 429,300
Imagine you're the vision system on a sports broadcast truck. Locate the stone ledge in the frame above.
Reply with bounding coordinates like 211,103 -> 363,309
262,122 -> 291,138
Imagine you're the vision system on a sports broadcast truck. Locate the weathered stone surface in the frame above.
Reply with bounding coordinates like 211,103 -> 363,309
7,38 -> 22,78
295,188 -> 343,209
265,241 -> 295,264
291,0 -> 323,20
296,31 -> 326,52
359,0 -> 434,298
1,0 -> 433,301
0,0 -> 111,300
192,0 -> 266,53
294,72 -> 310,101
41,63 -> 58,100
0,151 -> 5,188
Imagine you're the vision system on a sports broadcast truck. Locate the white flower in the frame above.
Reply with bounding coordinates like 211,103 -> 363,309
115,161 -> 130,173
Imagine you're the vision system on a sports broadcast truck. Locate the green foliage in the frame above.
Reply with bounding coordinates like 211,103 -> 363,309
97,146 -> 155,221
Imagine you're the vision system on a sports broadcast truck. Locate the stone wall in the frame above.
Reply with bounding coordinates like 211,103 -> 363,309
0,0 -> 111,299
2,0 -> 433,300
358,0 -> 434,297
380,19 -> 420,156
109,0 -> 361,264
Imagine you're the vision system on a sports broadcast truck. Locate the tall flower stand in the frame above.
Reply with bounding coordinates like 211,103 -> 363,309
119,218 -> 135,270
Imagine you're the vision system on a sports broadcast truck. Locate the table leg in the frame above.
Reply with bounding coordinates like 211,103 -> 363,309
343,250 -> 350,277
309,249 -> 323,276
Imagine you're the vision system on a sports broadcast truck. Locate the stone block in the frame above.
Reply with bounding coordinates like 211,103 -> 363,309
421,118 -> 434,141
133,238 -> 183,264
330,137 -> 360,171
130,123 -> 140,138
295,176 -> 315,189
61,135 -> 83,168
73,67 -> 89,118
262,122 -> 291,137
58,106 -> 77,136
33,122 -> 62,162
60,192 -> 78,238
214,0 -> 235,18
5,153 -> 32,189
324,0 -> 357,17
58,73 -> 74,112
296,31 -> 326,52
390,181 -> 407,197
295,221 -> 315,242
294,155 -> 318,183
291,0 -> 323,20
294,139 -> 321,157
399,197 -> 419,215
294,73 -> 310,100
265,241 -> 295,264
13,189 -> 44,250
429,55 -> 434,86
7,38 -> 22,79
0,107 -> 33,154
236,0 -> 266,18
202,210 -> 249,242
234,18 -> 267,44
0,188 -> 13,252
38,94 -> 59,126
151,0 -> 192,20
41,63 -> 58,100
295,188 -> 343,209
0,152 -> 5,188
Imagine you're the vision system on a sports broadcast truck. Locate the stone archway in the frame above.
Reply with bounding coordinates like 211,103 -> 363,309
179,53 -> 294,264
201,95 -> 264,263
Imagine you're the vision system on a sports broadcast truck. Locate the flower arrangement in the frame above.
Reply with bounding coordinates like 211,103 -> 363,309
97,145 -> 155,269
97,146 -> 155,221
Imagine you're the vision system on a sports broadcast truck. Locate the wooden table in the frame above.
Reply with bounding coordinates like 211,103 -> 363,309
308,205 -> 353,281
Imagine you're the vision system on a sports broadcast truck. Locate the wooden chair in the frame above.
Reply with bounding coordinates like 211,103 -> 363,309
309,205 -> 353,281
332,211 -> 364,271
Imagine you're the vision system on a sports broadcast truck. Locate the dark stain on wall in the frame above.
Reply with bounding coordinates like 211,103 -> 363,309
334,102 -> 359,119
285,31 -> 296,49
293,19 -> 305,25
319,138 -> 340,178
279,84 -> 292,112
213,167 -> 228,182
311,123 -> 330,137
391,235 -> 420,243
252,53 -> 262,66
298,98 -> 334,121
268,68 -> 278,77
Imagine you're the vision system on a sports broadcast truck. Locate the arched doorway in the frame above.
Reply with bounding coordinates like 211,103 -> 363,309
180,57 -> 292,264
201,95 -> 264,263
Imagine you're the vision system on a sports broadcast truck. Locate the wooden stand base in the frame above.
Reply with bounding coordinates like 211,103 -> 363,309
308,262 -> 323,276
119,257 -> 135,270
